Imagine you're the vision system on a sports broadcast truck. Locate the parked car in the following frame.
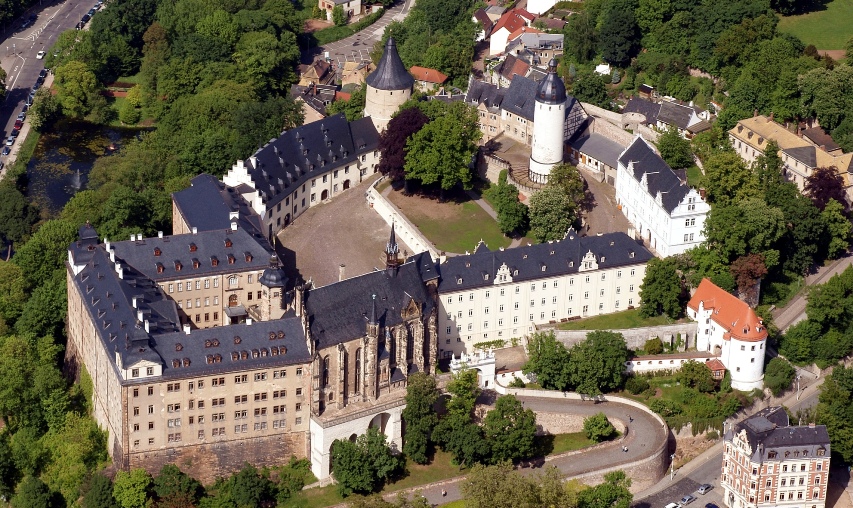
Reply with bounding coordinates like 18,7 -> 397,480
87,8 -> 96,16
81,13 -> 91,22
21,104 -> 29,113
17,112 -> 26,121
25,95 -> 34,107
32,82 -> 40,92
665,503 -> 680,508
39,69 -> 48,79
705,504 -> 719,508
1,146 -> 10,156
697,484 -> 713,495
5,136 -> 15,147
14,120 -> 23,130
10,128 -> 19,138
680,495 -> 696,505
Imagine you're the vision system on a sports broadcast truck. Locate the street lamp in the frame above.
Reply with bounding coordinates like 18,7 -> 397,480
670,453 -> 676,481
796,375 -> 802,400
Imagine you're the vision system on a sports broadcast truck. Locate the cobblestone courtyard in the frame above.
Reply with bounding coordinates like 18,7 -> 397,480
276,175 -> 412,288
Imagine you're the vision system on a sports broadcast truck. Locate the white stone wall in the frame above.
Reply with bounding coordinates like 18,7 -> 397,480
438,262 -> 648,358
366,177 -> 439,260
624,354 -> 720,375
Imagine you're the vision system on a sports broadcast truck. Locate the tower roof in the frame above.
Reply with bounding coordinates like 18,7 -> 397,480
687,279 -> 768,343
366,38 -> 414,91
386,223 -> 399,256
536,59 -> 567,105
259,255 -> 288,288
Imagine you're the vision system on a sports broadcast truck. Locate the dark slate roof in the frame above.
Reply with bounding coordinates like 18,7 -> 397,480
245,114 -> 379,208
623,98 -> 660,125
110,227 -> 274,282
730,407 -> 830,459
473,8 -> 493,33
535,59 -> 567,105
637,84 -> 654,95
618,137 -> 688,214
366,38 -> 414,91
304,257 -> 437,349
783,145 -> 817,167
436,231 -> 653,293
502,74 -> 540,121
290,83 -> 337,116
172,174 -> 265,236
802,127 -> 841,152
570,133 -> 624,169
465,80 -> 506,112
657,101 -> 694,130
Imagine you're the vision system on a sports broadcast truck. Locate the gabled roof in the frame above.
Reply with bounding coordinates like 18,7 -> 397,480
507,25 -> 541,43
782,145 -> 817,167
299,60 -> 332,81
730,407 -> 830,456
290,83 -> 337,115
623,97 -> 660,125
366,38 -> 414,91
502,74 -> 539,120
617,136 -> 689,214
473,8 -> 493,32
304,252 -> 437,349
437,231 -> 653,293
538,17 -> 566,30
657,101 -> 695,130
465,79 -> 506,111
570,133 -> 625,169
497,54 -> 530,82
802,126 -> 841,152
687,279 -> 767,343
492,8 -> 533,35
705,358 -> 726,372
409,66 -> 448,85
243,113 -> 379,208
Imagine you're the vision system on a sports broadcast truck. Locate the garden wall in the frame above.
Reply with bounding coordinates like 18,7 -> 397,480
366,177 -> 440,260
549,322 -> 699,350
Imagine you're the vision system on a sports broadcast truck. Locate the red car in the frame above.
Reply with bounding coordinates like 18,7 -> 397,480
14,120 -> 23,129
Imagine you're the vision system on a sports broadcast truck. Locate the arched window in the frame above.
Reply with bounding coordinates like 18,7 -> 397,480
354,348 -> 361,395
322,356 -> 330,388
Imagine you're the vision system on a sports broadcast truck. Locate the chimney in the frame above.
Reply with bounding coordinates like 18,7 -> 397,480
231,221 -> 238,231
183,324 -> 191,334
132,296 -> 139,308
809,422 -> 815,428
105,239 -> 111,251
158,231 -> 163,238
137,310 -> 144,322
130,233 -> 135,241
797,126 -> 803,137
769,112 -> 774,122
192,227 -> 198,235
246,318 -> 253,325
820,144 -> 826,152
339,264 -> 346,281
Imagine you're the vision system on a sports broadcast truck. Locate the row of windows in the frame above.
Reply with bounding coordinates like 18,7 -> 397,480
135,390 -> 302,415
444,301 -> 637,334
130,369 -> 305,392
446,275 -> 637,304
168,278 -> 220,293
132,418 -> 304,447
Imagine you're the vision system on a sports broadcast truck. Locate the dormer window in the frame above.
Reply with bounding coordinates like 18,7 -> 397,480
484,274 -> 489,280
189,243 -> 197,252
176,343 -> 183,351
156,262 -> 164,274
541,265 -> 546,271
234,336 -> 241,344
629,251 -> 635,258
457,277 -> 463,284
211,256 -> 219,267
224,238 -> 232,248
154,247 -> 162,256
245,252 -> 253,262
174,261 -> 182,272
192,259 -> 200,269
227,254 -> 236,264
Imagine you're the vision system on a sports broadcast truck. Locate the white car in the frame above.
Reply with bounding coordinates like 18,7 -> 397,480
36,50 -> 45,59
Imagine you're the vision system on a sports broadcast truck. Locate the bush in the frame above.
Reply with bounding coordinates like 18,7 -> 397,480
508,377 -> 526,388
705,430 -> 719,440
625,376 -> 650,395
764,357 -> 796,396
649,398 -> 682,417
583,412 -> 616,442
644,338 -> 664,355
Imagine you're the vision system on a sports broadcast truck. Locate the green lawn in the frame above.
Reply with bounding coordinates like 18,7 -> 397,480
114,74 -> 142,85
778,0 -> 853,49
387,191 -> 512,253
557,308 -> 679,331
548,431 -> 599,454
686,165 -> 703,187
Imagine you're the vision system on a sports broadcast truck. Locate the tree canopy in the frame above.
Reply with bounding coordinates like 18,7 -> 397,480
639,257 -> 683,319
331,427 -> 404,496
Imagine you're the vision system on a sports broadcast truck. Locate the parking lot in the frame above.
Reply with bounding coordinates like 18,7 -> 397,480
636,476 -> 724,508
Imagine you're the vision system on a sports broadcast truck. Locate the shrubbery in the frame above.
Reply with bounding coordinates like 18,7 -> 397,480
625,376 -> 650,395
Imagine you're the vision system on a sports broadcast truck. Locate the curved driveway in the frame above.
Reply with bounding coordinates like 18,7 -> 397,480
410,393 -> 669,506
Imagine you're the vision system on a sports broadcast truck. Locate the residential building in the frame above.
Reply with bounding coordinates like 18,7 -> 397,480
687,279 -> 767,391
473,8 -> 493,41
722,407 -> 830,508
318,0 -> 362,20
363,37 -> 414,132
222,112 -> 380,240
491,54 -> 530,88
526,0 -> 559,15
615,136 -> 709,257
656,100 -> 712,138
506,32 -> 564,67
625,352 -> 725,376
569,133 -> 625,185
622,97 -> 660,127
728,115 -> 853,202
409,66 -> 448,92
489,8 -> 535,56
436,230 -> 653,357
298,60 -> 335,87
801,126 -> 842,155
289,83 -> 338,124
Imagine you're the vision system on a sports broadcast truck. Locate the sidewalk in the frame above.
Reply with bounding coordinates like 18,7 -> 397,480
0,72 -> 51,181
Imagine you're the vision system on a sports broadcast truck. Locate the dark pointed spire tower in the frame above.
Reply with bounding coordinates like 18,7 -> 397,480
364,37 -> 414,133
529,59 -> 568,184
385,223 -> 400,276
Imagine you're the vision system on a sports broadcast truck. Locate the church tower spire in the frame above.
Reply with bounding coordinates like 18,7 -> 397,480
385,223 -> 400,276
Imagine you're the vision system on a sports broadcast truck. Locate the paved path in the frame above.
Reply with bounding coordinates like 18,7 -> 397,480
301,0 -> 415,66
772,252 -> 853,332
464,189 -> 523,248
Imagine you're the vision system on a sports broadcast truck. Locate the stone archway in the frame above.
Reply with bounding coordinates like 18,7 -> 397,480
343,179 -> 350,190
228,294 -> 238,307
369,412 -> 392,439
321,189 -> 329,200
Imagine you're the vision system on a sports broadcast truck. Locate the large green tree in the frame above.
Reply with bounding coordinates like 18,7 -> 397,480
656,127 -> 694,169
331,427 -> 403,496
522,331 -> 572,391
701,150 -> 758,205
152,464 -> 202,506
112,469 -> 152,508
483,395 -> 537,464
764,357 -> 795,396
401,372 -> 439,464
0,335 -> 67,433
83,474 -> 118,508
677,360 -> 715,392
817,365 -> 853,463
433,369 -> 490,467
11,476 -> 56,508
583,412 -> 616,442
563,11 -> 598,63
599,1 -> 639,66
639,257 -> 683,318
578,471 -> 632,508
528,186 -> 576,242
485,171 -> 528,235
568,331 -> 630,395
53,61 -> 101,118
703,197 -> 785,266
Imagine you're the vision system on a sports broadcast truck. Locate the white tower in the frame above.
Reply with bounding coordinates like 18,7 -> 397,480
364,38 -> 414,133
529,59 -> 567,184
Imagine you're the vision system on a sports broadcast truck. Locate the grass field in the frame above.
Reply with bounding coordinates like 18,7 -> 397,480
778,0 -> 853,49
556,308 -> 680,331
686,165 -> 703,188
386,190 -> 512,253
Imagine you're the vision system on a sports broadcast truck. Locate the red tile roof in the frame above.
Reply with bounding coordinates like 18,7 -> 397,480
498,54 -> 529,81
507,25 -> 542,42
687,279 -> 767,343
409,66 -> 448,84
705,358 -> 726,372
493,8 -> 534,35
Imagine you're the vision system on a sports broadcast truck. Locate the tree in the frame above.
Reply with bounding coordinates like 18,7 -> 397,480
657,127 -> 694,169
224,463 -> 274,508
548,163 -> 586,205
15,268 -> 68,340
703,198 -> 786,266
461,462 -> 541,508
331,427 -> 403,496
152,464 -> 202,506
118,99 -> 142,125
571,70 -> 609,109
404,102 -> 481,194
29,88 -> 63,132
702,150 -> 758,205
11,476 -> 55,508
528,186 -> 576,242
677,360 -> 715,392
639,257 -> 683,318
780,319 -> 820,363
805,166 -> 848,211
485,171 -> 528,235
12,219 -> 78,291
644,338 -> 664,355
568,331 -> 630,395
332,5 -> 347,26
483,395 -> 537,463
563,11 -> 597,63
805,266 -> 853,331
817,365 -> 853,463
83,474 -> 118,508
402,372 -> 439,464
764,357 -> 796,396
112,469 -> 152,508
583,412 -> 616,442
0,183 -> 38,247
53,61 -> 101,118
0,335 -> 67,433
378,107 -> 430,184
326,85 -> 367,121
821,199 -> 851,259
0,66 -> 6,102
433,368 -> 490,467
598,2 -> 639,67
578,471 -> 632,508
730,253 -> 767,308
522,331 -> 572,391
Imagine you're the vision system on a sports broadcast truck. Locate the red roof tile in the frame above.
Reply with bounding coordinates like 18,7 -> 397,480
493,8 -> 534,35
409,66 -> 448,84
687,279 -> 767,342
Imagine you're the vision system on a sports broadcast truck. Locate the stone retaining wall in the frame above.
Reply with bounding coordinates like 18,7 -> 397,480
547,322 -> 699,350
366,177 -> 440,259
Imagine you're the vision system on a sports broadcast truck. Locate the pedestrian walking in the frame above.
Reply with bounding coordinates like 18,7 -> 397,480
442,489 -> 447,497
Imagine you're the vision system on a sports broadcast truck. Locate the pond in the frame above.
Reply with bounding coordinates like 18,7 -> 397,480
26,118 -> 146,215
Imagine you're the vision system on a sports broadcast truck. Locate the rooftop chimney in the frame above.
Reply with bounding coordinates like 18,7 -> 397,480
183,324 -> 191,334
231,221 -> 238,231
192,227 -> 198,235
246,318 -> 253,325
158,231 -> 163,238
754,109 -> 759,118
144,320 -> 150,333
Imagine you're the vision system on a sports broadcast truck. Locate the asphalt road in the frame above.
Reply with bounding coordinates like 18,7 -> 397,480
772,253 -> 853,333
1,0 -> 98,161
633,377 -> 825,508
